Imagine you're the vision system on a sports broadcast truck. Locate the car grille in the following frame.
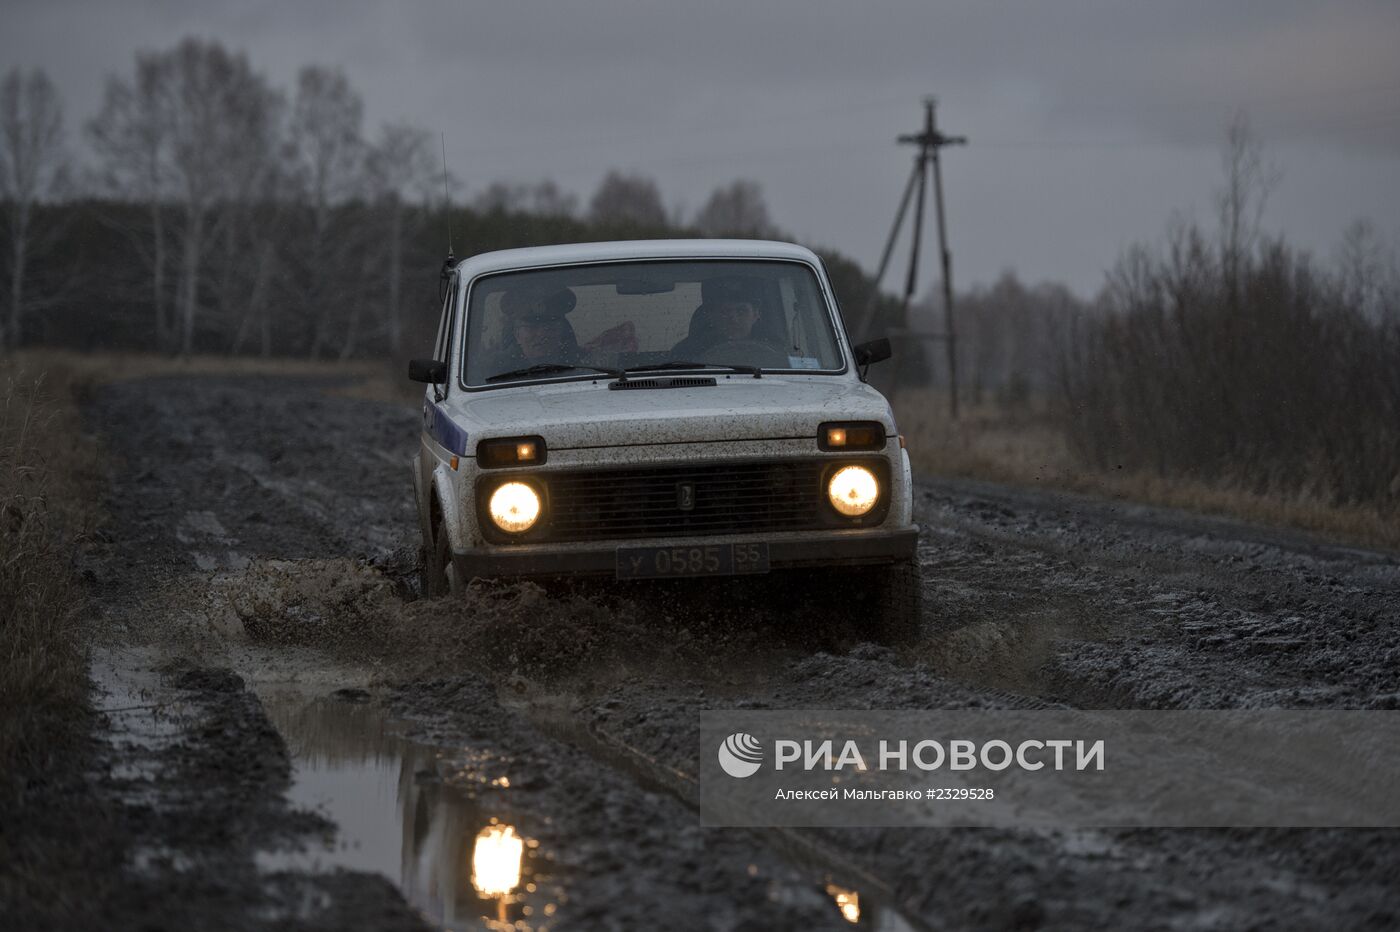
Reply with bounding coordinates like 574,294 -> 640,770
543,460 -> 829,542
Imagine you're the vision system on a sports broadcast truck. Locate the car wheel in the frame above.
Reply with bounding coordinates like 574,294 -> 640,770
421,516 -> 461,598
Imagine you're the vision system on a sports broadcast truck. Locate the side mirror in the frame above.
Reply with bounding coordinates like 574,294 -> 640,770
853,338 -> 892,367
408,358 -> 447,384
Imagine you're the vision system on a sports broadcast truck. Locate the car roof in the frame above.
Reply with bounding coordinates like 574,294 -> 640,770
451,239 -> 824,279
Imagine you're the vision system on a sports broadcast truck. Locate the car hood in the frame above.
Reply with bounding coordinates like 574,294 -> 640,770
446,376 -> 895,449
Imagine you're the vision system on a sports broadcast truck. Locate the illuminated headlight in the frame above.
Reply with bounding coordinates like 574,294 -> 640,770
827,465 -> 879,516
488,482 -> 541,533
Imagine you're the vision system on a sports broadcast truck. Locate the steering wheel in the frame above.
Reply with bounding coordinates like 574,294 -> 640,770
701,339 -> 790,369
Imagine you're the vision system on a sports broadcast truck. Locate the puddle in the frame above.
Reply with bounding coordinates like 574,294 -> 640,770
259,684 -> 922,931
256,688 -> 554,930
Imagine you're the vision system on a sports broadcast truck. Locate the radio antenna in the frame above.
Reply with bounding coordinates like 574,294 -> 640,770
440,132 -> 455,282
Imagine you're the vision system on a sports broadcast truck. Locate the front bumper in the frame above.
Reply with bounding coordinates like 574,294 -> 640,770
452,526 -> 919,580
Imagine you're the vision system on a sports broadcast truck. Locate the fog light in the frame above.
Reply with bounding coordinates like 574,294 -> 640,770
827,465 -> 879,516
819,421 -> 884,451
478,435 -> 547,468
488,482 -> 541,532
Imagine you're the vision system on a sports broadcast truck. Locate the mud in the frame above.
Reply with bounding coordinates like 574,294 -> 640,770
7,646 -> 423,932
38,373 -> 1400,929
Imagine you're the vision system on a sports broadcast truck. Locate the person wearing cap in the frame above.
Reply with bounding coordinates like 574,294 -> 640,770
713,298 -> 760,343
497,287 -> 582,366
671,277 -> 767,359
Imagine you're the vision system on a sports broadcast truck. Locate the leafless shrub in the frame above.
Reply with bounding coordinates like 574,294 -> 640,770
1057,117 -> 1400,513
1060,229 -> 1400,510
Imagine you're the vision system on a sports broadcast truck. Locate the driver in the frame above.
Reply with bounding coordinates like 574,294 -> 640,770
713,298 -> 760,343
671,277 -> 770,359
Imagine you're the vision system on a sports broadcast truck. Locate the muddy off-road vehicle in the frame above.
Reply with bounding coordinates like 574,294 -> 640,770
409,240 -> 922,640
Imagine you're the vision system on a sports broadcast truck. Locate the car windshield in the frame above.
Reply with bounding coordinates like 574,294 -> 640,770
462,260 -> 844,387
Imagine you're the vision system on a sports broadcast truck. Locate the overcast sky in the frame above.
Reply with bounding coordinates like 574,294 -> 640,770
4,0 -> 1398,296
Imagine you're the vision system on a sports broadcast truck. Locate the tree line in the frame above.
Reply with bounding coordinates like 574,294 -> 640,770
0,38 -> 835,359
4,42 -> 1396,511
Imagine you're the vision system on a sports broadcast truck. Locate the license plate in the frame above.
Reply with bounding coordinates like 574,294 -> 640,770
615,542 -> 770,579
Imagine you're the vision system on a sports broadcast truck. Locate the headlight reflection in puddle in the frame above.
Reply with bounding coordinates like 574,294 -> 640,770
826,882 -> 861,923
471,822 -> 524,898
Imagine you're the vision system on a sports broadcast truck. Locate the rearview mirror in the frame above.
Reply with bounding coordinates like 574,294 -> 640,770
615,278 -> 676,295
853,338 -> 892,367
408,358 -> 447,383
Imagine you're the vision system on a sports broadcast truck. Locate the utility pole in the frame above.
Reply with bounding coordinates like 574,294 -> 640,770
926,101 -> 962,421
857,97 -> 966,418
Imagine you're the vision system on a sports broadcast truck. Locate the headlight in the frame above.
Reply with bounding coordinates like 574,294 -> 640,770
488,482 -> 541,533
827,465 -> 879,516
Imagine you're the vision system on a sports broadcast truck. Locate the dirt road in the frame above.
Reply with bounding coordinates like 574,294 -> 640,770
71,373 -> 1400,930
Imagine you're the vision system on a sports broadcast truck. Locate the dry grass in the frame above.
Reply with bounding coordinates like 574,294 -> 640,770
0,347 -> 410,792
11,347 -> 398,391
894,386 -> 1400,552
0,354 -> 101,796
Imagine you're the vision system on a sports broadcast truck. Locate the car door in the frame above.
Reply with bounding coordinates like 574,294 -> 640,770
417,275 -> 460,531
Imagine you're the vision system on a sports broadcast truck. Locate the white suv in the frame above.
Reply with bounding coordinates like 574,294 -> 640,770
410,240 -> 922,641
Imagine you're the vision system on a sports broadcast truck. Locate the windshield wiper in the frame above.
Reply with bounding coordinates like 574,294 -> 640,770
622,361 -> 762,379
485,362 -> 624,383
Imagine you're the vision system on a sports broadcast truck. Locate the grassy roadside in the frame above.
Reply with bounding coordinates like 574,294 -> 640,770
0,353 -> 99,797
0,350 -> 411,927
894,387 -> 1400,553
0,350 -> 108,922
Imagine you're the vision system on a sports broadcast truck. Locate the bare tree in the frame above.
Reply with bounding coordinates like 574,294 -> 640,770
0,67 -> 67,351
1334,218 -> 1399,323
291,67 -> 364,232
588,170 -> 666,227
215,84 -> 285,357
694,179 -> 773,238
229,162 -> 295,357
366,121 -> 435,355
1215,111 -> 1279,310
90,39 -> 278,354
288,66 -> 367,359
167,41 -> 275,355
89,53 -> 175,349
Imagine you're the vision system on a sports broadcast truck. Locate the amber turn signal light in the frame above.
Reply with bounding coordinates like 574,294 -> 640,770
819,421 -> 884,452
478,435 -> 547,468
